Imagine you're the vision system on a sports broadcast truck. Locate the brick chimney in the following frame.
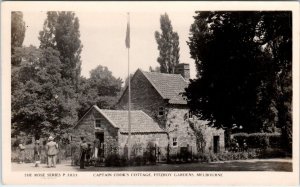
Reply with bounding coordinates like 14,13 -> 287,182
175,63 -> 190,80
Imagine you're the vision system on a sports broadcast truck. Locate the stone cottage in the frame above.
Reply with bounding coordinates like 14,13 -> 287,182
73,106 -> 167,158
116,63 -> 225,156
73,63 -> 225,160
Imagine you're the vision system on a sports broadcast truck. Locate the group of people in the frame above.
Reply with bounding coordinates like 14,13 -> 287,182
18,136 -> 103,169
78,137 -> 103,169
18,136 -> 59,168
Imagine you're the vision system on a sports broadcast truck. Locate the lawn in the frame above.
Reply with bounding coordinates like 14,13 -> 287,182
12,158 -> 292,172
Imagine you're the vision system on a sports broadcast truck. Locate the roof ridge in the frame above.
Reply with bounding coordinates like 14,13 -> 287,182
140,70 -> 167,99
139,110 -> 159,123
116,69 -> 141,105
100,109 -> 142,112
73,105 -> 95,128
94,106 -> 119,129
142,70 -> 183,77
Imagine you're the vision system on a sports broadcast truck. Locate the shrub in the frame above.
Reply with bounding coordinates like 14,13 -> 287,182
12,138 -> 21,148
119,155 -> 128,167
11,148 -> 34,163
167,149 -> 197,164
198,153 -> 210,162
258,148 -> 288,158
103,152 -> 159,167
105,154 -> 121,167
191,154 -> 199,162
168,154 -> 178,163
232,132 -> 281,149
215,149 -> 263,161
247,135 -> 269,148
91,157 -> 105,167
133,156 -> 145,166
269,135 -> 283,149
208,153 -> 218,162
143,150 -> 156,165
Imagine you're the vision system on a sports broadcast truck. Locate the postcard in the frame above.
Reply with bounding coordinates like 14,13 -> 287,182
1,1 -> 299,185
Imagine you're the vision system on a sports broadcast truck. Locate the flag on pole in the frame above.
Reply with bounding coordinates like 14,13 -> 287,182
125,14 -> 130,48
125,12 -> 131,159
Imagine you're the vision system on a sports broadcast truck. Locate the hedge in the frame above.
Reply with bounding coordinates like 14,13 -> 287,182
232,132 -> 282,149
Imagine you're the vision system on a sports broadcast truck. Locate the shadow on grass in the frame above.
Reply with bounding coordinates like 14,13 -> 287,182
71,160 -> 292,172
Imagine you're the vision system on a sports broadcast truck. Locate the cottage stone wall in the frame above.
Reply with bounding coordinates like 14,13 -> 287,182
202,124 -> 225,153
166,107 -> 198,156
166,107 -> 225,155
118,132 -> 168,159
72,108 -> 119,157
116,70 -> 167,129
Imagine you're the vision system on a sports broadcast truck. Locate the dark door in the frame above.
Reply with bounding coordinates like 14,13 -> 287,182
213,136 -> 220,153
95,132 -> 104,157
95,132 -> 104,142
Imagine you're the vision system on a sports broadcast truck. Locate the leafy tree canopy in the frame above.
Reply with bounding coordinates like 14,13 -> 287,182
11,11 -> 26,66
11,12 -> 124,138
39,11 -> 82,85
155,13 -> 180,73
186,11 -> 292,138
77,65 -> 123,118
12,46 -> 79,136
149,66 -> 160,72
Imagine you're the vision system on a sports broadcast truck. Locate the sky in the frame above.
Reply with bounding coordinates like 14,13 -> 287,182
22,10 -> 197,82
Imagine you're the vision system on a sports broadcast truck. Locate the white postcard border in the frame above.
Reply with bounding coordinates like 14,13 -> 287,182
1,1 -> 299,185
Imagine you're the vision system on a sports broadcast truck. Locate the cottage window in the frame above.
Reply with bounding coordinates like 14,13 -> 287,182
172,137 -> 178,147
158,107 -> 164,116
95,119 -> 102,128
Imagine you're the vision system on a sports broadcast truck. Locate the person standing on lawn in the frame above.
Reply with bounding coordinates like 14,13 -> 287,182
46,136 -> 59,168
79,137 -> 88,169
93,138 -> 100,159
70,139 -> 78,166
18,140 -> 26,164
33,140 -> 41,167
86,143 -> 92,166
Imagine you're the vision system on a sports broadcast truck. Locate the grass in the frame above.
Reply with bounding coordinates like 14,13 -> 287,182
12,159 -> 292,172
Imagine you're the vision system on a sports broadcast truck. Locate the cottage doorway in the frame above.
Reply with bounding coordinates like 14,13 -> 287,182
95,132 -> 104,158
213,136 -> 220,153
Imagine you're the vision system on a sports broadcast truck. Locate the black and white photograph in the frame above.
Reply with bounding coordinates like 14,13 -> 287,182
2,1 -> 299,185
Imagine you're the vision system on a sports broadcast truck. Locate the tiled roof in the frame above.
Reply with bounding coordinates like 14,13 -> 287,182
94,106 -> 165,134
141,71 -> 188,104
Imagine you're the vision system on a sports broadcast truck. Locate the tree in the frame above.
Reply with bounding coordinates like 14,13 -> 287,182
155,13 -> 180,73
123,73 -> 133,88
186,12 -> 266,132
258,12 -> 292,153
39,12 -> 58,50
149,66 -> 160,72
11,11 -> 26,66
77,65 -> 123,118
11,46 -> 79,136
185,11 -> 292,151
11,11 -> 27,131
89,65 -> 122,96
39,11 -> 82,86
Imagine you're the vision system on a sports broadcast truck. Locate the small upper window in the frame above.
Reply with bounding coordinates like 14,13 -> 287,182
95,119 -> 102,128
158,106 -> 164,116
172,137 -> 178,147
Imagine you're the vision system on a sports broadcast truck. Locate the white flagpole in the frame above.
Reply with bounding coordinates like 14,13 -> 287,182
127,12 -> 131,160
